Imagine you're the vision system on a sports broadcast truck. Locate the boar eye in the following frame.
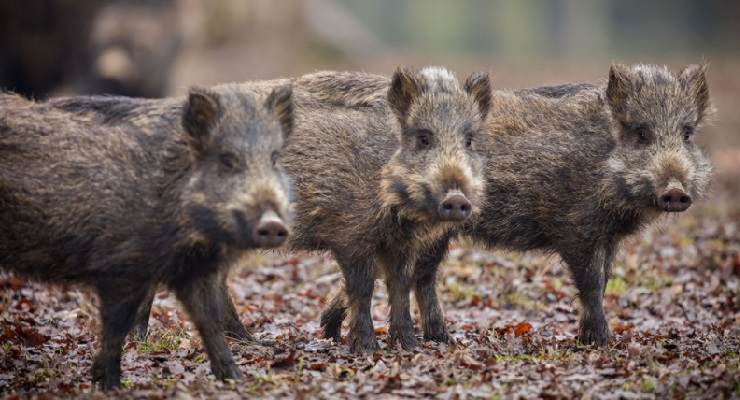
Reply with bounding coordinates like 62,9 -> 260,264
219,153 -> 239,170
682,125 -> 695,142
632,124 -> 650,144
271,150 -> 280,166
464,129 -> 474,149
462,125 -> 475,149
416,129 -> 432,149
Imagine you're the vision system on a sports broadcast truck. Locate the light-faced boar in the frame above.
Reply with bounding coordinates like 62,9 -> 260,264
0,84 -> 294,389
322,63 -> 713,347
281,67 -> 490,352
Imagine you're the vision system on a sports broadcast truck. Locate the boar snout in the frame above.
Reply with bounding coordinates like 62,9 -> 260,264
252,210 -> 289,248
438,192 -> 472,221
659,188 -> 692,212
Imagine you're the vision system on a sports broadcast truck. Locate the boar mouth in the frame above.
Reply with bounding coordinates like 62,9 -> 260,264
188,204 -> 237,246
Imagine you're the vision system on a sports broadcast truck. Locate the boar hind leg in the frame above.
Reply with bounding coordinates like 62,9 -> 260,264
134,274 -> 254,344
93,281 -> 151,390
221,294 -> 252,342
131,287 -> 157,341
320,291 -> 347,342
176,273 -> 242,381
214,272 -> 255,342
563,243 -> 615,346
336,252 -> 378,354
413,237 -> 452,343
384,258 -> 417,351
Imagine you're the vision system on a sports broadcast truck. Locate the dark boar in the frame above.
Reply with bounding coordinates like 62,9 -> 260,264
285,67 -> 490,352
84,0 -> 182,97
51,86 -> 293,343
322,63 -> 713,347
0,0 -> 181,99
0,84 -> 294,389
0,0 -> 100,97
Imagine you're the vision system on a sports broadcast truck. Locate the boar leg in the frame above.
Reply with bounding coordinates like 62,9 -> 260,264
131,287 -> 157,341
336,251 -> 378,353
176,273 -> 242,380
320,292 -> 347,342
131,273 -> 254,343
563,243 -> 615,346
92,281 -> 151,390
413,236 -> 452,343
383,256 -> 417,350
213,270 -> 255,342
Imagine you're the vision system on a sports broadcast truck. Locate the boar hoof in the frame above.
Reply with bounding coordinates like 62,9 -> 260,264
323,326 -> 342,343
92,357 -> 121,390
390,331 -> 418,351
320,314 -> 343,342
224,325 -> 278,347
423,329 -> 451,344
224,325 -> 255,342
320,303 -> 346,343
213,362 -> 243,381
131,324 -> 149,342
577,318 -> 610,346
348,333 -> 379,354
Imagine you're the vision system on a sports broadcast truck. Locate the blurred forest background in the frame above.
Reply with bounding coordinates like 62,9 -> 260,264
1,1 -> 738,397
1,0 -> 738,175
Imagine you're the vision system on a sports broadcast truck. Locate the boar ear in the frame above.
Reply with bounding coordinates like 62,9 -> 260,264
606,63 -> 632,119
464,72 -> 492,120
388,67 -> 423,123
183,87 -> 222,152
679,63 -> 710,123
265,84 -> 294,140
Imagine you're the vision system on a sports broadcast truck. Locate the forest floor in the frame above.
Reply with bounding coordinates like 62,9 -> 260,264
1,176 -> 738,399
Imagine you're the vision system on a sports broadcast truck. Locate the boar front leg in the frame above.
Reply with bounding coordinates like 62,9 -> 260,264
93,280 -> 150,390
383,256 -> 417,350
176,273 -> 242,381
413,236 -> 452,343
563,242 -> 615,346
335,251 -> 379,354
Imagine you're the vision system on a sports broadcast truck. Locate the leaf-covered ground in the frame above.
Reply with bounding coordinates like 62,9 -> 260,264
1,187 -> 739,399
